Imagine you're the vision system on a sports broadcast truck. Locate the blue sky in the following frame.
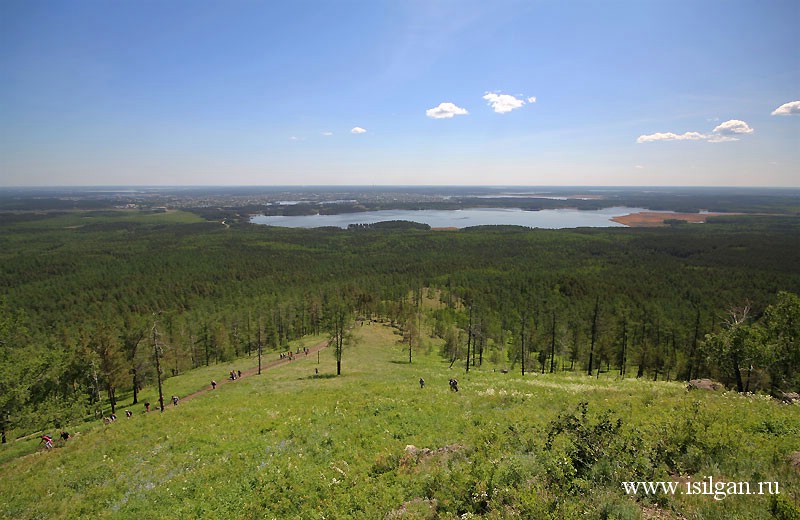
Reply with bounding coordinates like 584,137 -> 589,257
1,0 -> 798,187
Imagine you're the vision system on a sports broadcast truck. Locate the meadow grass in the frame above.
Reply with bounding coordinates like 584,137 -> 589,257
1,324 -> 798,519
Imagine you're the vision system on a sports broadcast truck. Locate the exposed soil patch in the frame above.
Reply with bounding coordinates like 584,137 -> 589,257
687,379 -> 724,391
612,212 -> 730,227
789,451 -> 800,470
386,498 -> 438,519
402,444 -> 465,460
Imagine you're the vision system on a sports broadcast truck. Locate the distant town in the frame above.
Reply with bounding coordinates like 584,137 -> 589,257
2,186 -> 798,220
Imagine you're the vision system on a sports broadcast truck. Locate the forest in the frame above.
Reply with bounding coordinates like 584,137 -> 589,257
1,203 -> 799,444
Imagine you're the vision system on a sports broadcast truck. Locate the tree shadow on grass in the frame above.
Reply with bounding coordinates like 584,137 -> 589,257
299,373 -> 337,380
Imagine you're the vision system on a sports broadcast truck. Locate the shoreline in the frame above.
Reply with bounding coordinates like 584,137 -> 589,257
612,211 -> 730,227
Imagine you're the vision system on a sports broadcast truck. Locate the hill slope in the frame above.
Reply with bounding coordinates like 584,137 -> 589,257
1,324 -> 798,519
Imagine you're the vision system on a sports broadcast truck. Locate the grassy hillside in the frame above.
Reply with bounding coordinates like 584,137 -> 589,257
1,324 -> 798,519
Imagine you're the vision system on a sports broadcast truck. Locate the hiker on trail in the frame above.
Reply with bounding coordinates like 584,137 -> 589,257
449,378 -> 459,392
237,370 -> 242,379
211,380 -> 217,390
125,410 -> 132,418
60,431 -> 70,441
41,435 -> 53,449
172,395 -> 179,406
419,378 -> 425,389
145,402 -> 151,412
110,413 -> 117,421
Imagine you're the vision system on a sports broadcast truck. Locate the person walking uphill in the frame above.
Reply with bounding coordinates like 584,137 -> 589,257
449,378 -> 459,392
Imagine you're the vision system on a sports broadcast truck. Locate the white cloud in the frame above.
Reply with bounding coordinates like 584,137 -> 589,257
426,102 -> 469,119
483,92 -> 529,113
712,119 -> 753,136
351,127 -> 367,134
527,96 -> 537,103
636,131 -> 707,143
321,131 -> 333,136
637,119 -> 753,144
706,135 -> 739,143
771,101 -> 800,116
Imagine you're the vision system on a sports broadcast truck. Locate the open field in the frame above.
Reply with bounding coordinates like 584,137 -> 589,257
611,212 -> 734,227
2,324 -> 798,519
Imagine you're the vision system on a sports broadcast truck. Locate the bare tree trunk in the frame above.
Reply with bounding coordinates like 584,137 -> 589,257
686,309 -> 700,381
108,387 -> 116,415
465,305 -> 472,374
257,327 -> 262,375
619,316 -> 627,378
588,298 -> 599,376
153,320 -> 165,413
131,368 -> 139,405
732,351 -> 744,392
549,310 -> 556,373
521,314 -> 527,376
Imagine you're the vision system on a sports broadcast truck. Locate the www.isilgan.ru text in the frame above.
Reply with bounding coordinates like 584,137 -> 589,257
622,477 -> 779,501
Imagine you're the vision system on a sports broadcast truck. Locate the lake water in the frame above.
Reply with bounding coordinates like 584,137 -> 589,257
249,207 -> 651,229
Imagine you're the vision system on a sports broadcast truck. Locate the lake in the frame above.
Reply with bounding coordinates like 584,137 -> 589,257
249,207 -> 652,229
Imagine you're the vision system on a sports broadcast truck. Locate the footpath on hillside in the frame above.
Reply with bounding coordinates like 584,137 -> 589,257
1,339 -> 330,466
178,338 -> 329,404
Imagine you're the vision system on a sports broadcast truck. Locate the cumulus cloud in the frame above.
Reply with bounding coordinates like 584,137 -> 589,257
483,92 -> 532,113
426,102 -> 469,119
636,131 -> 707,143
637,119 -> 753,144
712,119 -> 753,136
771,101 -> 800,116
706,119 -> 754,143
351,127 -> 367,134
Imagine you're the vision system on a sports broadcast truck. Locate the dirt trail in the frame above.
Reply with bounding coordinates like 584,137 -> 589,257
1,339 -> 329,467
178,339 -> 329,403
